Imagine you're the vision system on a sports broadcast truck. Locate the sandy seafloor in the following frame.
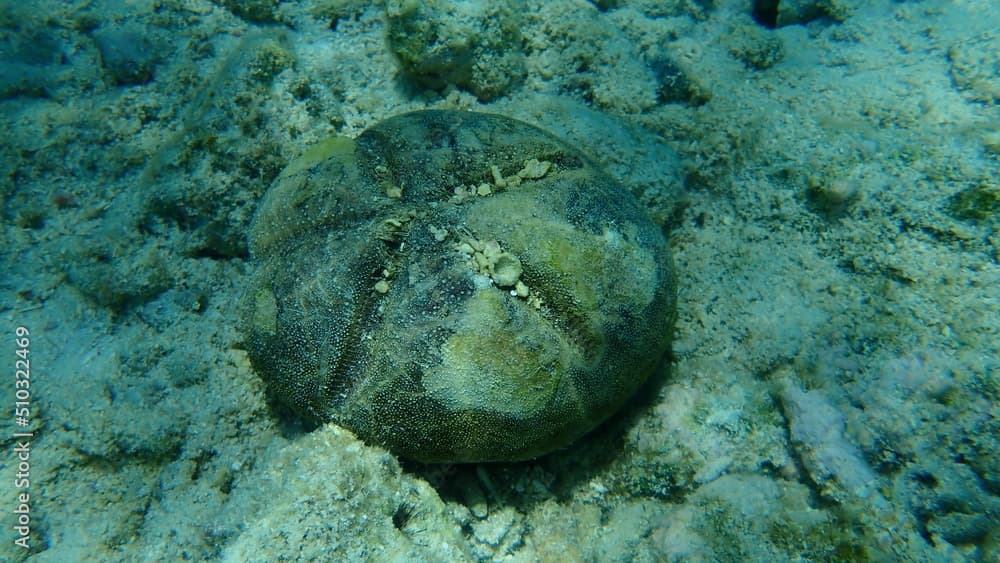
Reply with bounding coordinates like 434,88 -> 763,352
1,0 -> 998,560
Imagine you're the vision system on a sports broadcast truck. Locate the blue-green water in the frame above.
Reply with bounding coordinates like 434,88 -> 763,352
1,1 -> 997,560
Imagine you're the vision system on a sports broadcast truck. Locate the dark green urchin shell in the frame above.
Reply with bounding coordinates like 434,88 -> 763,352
241,110 -> 677,462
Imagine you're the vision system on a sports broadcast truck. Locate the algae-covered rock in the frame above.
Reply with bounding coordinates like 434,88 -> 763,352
241,110 -> 677,462
385,1 -> 525,101
776,0 -> 853,26
948,33 -> 1000,104
947,182 -> 1000,224
93,24 -> 157,85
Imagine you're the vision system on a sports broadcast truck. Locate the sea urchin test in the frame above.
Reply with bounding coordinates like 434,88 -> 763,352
241,110 -> 677,462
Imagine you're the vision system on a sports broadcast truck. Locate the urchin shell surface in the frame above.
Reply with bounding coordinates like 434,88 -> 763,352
242,110 -> 677,462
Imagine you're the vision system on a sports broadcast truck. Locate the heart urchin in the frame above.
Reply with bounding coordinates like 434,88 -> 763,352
241,110 -> 677,462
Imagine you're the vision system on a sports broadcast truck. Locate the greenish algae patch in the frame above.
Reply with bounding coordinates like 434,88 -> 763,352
947,182 -> 1000,223
284,136 -> 356,176
252,287 -> 278,335
424,290 -> 567,416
